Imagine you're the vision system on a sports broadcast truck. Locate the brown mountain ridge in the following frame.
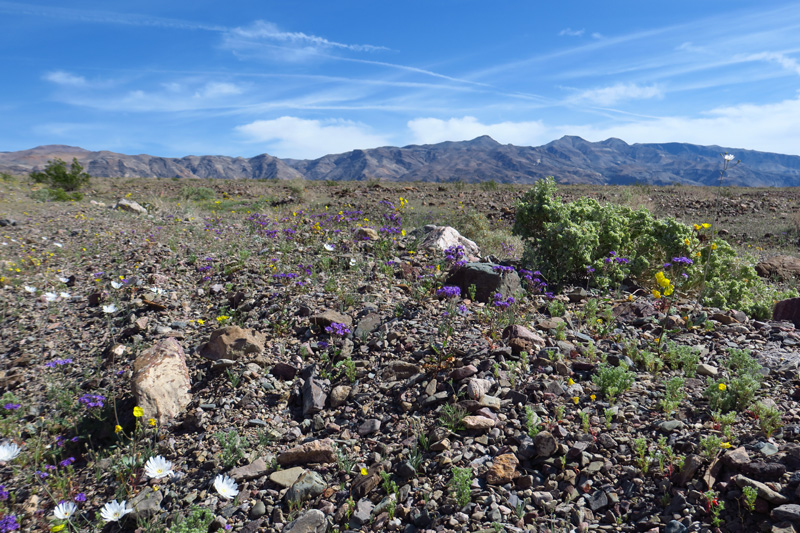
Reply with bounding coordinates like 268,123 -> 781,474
2,135 -> 800,187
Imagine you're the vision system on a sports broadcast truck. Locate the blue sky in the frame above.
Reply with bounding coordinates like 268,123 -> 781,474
3,1 -> 800,159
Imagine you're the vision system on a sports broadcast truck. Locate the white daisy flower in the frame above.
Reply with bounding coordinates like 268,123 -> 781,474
102,303 -> 118,314
724,153 -> 735,161
100,500 -> 132,523
323,243 -> 335,252
144,455 -> 174,479
44,292 -> 58,302
0,442 -> 21,462
53,501 -> 77,520
23,285 -> 36,293
53,242 -> 63,248
58,276 -> 70,283
111,280 -> 122,289
213,474 -> 239,499
59,292 -> 71,299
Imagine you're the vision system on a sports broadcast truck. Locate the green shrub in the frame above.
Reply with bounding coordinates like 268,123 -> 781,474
31,187 -> 83,202
179,186 -> 216,201
592,363 -> 635,403
513,177 -> 797,318
704,349 -> 762,413
30,158 -> 90,191
167,505 -> 213,533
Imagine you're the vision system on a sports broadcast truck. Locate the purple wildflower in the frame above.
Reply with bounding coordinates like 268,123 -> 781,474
0,486 -> 8,501
0,514 -> 19,532
74,493 -> 86,502
436,286 -> 461,299
78,394 -> 105,409
59,457 -> 75,468
325,322 -> 351,337
3,404 -> 20,411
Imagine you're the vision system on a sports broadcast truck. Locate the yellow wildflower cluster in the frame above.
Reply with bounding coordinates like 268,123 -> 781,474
397,197 -> 409,210
652,271 -> 674,298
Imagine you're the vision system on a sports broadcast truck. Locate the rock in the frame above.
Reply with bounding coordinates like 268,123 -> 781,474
723,447 -> 751,468
384,361 -> 420,380
329,385 -> 351,408
417,225 -> 480,258
462,415 -> 495,430
696,363 -> 718,377
271,362 -> 298,380
665,520 -> 688,533
249,500 -> 266,519
533,431 -> 558,458
113,198 -> 147,215
351,466 -> 383,499
467,378 -> 491,400
587,490 -> 608,512
354,227 -> 379,241
502,325 -> 546,354
756,255 -> 800,281
310,309 -> 353,329
270,466 -> 306,488
741,461 -> 786,481
285,470 -> 327,504
302,377 -> 327,417
130,487 -> 163,519
229,457 -> 269,481
278,439 -> 336,466
612,300 -> 658,324
772,523 -> 797,533
772,504 -> 800,525
131,338 -> 192,426
354,313 -> 381,338
449,365 -> 478,381
658,420 -> 685,433
774,298 -> 800,328
485,453 -> 519,485
443,262 -> 521,303
350,498 -> 375,527
358,419 -> 381,436
198,326 -> 266,361
283,509 -> 327,533
734,474 -> 790,504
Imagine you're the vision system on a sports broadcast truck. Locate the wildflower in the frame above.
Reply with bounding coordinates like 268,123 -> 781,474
3,403 -> 20,411
572,396 -> 579,404
148,418 -> 157,427
724,154 -> 735,161
44,292 -> 58,302
114,425 -> 122,434
102,303 -> 117,314
51,525 -> 65,532
59,457 -> 75,468
702,223 -> 711,228
590,394 -> 596,401
53,501 -> 77,520
568,378 -> 575,386
323,243 -> 336,252
718,383 -> 727,391
78,394 -> 105,409
216,315 -> 230,323
711,243 -> 717,250
133,406 -> 143,418
325,322 -> 351,336
652,289 -> 661,299
23,285 -> 36,293
0,515 -> 19,531
196,319 -> 205,325
74,493 -> 86,502
0,486 -> 9,500
100,500 -> 132,523
144,455 -> 174,479
214,474 -> 239,499
360,467 -> 368,476
436,286 -> 461,299
720,442 -> 732,449
684,239 -> 690,246
0,442 -> 21,462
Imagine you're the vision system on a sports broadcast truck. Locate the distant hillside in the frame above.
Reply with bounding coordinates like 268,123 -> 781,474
3,136 -> 800,186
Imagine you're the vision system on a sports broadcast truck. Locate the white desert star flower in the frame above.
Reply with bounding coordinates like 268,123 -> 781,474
23,285 -> 36,293
323,243 -> 335,252
44,292 -> 58,302
111,280 -> 122,289
100,500 -> 132,523
144,455 -> 174,479
0,441 -> 21,461
53,501 -> 77,520
724,153 -> 735,161
102,303 -> 118,314
213,474 -> 239,499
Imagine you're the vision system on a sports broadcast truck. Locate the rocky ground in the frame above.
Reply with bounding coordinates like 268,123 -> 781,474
1,176 -> 800,533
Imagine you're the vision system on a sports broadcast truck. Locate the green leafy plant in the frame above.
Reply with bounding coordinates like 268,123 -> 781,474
439,403 -> 467,432
751,402 -> 782,438
166,505 -> 214,533
524,405 -> 541,438
660,376 -> 686,417
450,466 -> 473,507
741,486 -> 758,512
30,158 -> 90,191
699,434 -> 723,461
214,429 -> 245,468
704,349 -> 762,413
592,363 -> 635,403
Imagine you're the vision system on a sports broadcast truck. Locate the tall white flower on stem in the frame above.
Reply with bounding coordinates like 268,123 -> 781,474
100,500 -> 132,523
724,153 -> 735,161
214,474 -> 239,499
144,455 -> 174,479
53,501 -> 77,520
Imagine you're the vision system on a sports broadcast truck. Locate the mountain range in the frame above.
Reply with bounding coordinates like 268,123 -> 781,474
2,135 -> 800,187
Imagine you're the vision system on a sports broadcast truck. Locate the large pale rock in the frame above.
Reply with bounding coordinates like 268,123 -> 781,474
309,309 -> 353,329
198,326 -> 265,361
503,325 -> 546,354
444,262 -> 521,303
278,439 -> 336,466
131,338 -> 191,426
756,255 -> 800,281
113,198 -> 148,215
417,225 -> 480,258
283,509 -> 327,533
462,415 -> 495,430
486,453 -> 519,485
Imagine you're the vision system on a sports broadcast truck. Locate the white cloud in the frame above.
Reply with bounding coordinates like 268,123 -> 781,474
44,70 -> 87,87
572,83 -> 663,106
226,20 -> 387,55
559,28 -> 584,37
194,82 -> 243,99
235,116 -> 391,159
407,116 -> 550,146
745,51 -> 800,76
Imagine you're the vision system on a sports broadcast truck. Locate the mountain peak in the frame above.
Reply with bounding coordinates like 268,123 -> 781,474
464,135 -> 500,147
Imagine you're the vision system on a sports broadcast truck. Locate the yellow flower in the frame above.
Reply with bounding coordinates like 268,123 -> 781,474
133,406 -> 143,418
568,378 -> 575,385
590,394 -> 596,401
664,285 -> 674,297
401,230 -> 406,237
148,418 -> 157,427
571,396 -> 579,404
197,319 -> 205,325
693,224 -> 700,230
114,424 -> 123,433
711,243 -> 717,250
702,223 -> 711,228
627,294 -> 634,301
718,383 -> 727,391
360,467 -> 368,476
684,238 -> 691,246
51,525 -> 65,532
216,315 -> 230,322
652,289 -> 661,299
720,442 -> 732,449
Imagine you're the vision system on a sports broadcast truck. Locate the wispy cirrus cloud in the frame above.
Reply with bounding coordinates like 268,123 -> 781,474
571,82 -> 663,106
559,28 -> 584,37
44,70 -> 88,87
227,20 -> 388,53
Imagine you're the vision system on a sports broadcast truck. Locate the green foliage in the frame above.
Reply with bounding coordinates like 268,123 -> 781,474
214,429 -> 245,468
751,402 -> 782,438
167,505 -> 214,533
663,342 -> 700,376
592,363 -> 635,403
524,405 -> 541,438
439,403 -> 468,432
660,376 -> 686,417
30,157 -> 90,191
31,187 -> 83,202
513,177 -> 797,317
704,348 -> 762,413
179,186 -> 216,201
450,466 -> 473,507
741,486 -> 758,512
699,434 -> 723,460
